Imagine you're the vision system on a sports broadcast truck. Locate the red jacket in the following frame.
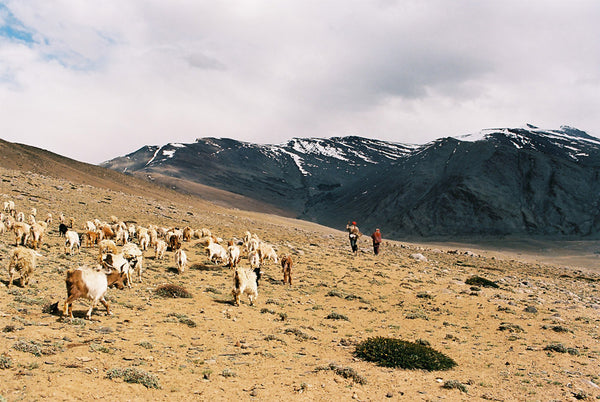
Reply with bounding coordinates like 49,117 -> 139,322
371,230 -> 382,243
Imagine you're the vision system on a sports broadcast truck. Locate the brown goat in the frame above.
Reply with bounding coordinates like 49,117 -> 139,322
280,255 -> 293,285
63,266 -> 125,319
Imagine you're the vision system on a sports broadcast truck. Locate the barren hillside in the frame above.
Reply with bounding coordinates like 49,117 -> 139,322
0,163 -> 599,401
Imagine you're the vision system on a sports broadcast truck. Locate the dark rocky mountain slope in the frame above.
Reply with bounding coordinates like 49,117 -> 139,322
102,125 -> 600,239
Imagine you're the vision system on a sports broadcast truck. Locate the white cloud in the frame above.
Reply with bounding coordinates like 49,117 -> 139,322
0,0 -> 599,163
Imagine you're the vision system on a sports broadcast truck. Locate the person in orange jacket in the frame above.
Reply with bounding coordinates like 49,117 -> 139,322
371,228 -> 382,255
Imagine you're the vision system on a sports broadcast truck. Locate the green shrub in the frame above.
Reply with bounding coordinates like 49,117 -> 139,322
442,379 -> 467,392
154,284 -> 192,298
354,337 -> 457,371
106,367 -> 160,389
465,276 -> 499,288
0,355 -> 13,369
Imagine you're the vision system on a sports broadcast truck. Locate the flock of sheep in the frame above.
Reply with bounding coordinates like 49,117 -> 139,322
2,199 -> 293,320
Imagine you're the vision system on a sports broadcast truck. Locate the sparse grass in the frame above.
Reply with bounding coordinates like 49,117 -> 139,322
354,337 -> 457,371
106,367 -> 160,389
442,379 -> 468,393
284,328 -> 317,341
0,354 -> 13,369
498,322 -> 524,333
12,339 -> 63,356
166,312 -> 197,327
315,363 -> 366,385
416,291 -> 435,299
154,284 -> 192,298
137,341 -> 153,350
221,368 -> 236,377
544,343 -> 579,355
465,276 -> 499,288
325,312 -> 349,321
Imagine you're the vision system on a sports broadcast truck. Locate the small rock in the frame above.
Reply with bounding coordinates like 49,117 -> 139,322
524,306 -> 538,314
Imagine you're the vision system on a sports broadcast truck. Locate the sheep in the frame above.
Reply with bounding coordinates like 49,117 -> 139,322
199,228 -> 211,238
122,243 -> 144,283
154,240 -> 167,260
206,241 -> 227,264
29,222 -> 47,250
227,241 -> 240,268
64,230 -> 80,255
12,222 -> 30,246
63,265 -> 126,319
258,242 -> 278,265
7,246 -> 40,289
232,266 -> 261,306
175,249 -> 187,274
98,239 -> 118,260
101,252 -> 133,288
281,255 -> 293,285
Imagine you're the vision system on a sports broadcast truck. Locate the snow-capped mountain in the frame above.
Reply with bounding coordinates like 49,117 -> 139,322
102,125 -> 600,239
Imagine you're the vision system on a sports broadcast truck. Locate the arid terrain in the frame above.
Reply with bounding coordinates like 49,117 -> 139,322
1,164 -> 600,401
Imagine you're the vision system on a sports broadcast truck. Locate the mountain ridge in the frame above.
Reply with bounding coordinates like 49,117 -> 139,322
101,125 -> 600,240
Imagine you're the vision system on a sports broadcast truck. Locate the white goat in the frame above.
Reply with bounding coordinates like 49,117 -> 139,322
232,267 -> 261,306
64,230 -> 80,255
175,249 -> 187,274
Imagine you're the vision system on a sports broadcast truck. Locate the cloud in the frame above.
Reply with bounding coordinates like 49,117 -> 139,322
0,0 -> 599,163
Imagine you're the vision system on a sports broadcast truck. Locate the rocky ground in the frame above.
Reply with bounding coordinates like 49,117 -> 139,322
0,167 -> 599,401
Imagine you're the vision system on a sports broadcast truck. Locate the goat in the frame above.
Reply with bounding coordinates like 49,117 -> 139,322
12,222 -> 31,246
232,266 -> 261,306
227,240 -> 240,268
63,265 -> 125,319
249,250 -> 260,269
45,213 -> 53,225
7,246 -> 40,289
84,230 -> 99,247
115,226 -> 129,245
98,239 -> 118,261
100,224 -> 115,240
182,226 -> 193,242
84,221 -> 96,231
101,252 -> 132,288
175,249 -> 187,274
58,223 -> 68,237
29,222 -> 47,250
206,241 -> 227,265
154,239 -> 167,260
64,230 -> 80,255
122,243 -> 144,283
258,242 -> 278,265
168,235 -> 181,252
16,211 -> 24,222
281,255 -> 293,285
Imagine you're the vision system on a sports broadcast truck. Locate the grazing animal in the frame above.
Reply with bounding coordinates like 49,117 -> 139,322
100,225 -> 115,240
258,242 -> 278,265
64,230 -> 81,255
182,226 -> 193,242
101,253 -> 132,288
29,222 -> 47,250
58,223 -> 69,237
63,266 -> 126,319
12,222 -> 31,246
206,241 -> 227,264
281,255 -> 293,285
232,266 -> 261,306
45,213 -> 53,224
122,243 -> 144,283
154,240 -> 167,260
168,235 -> 181,251
175,249 -> 187,274
227,241 -> 240,268
98,239 -> 118,260
7,246 -> 40,289
249,250 -> 260,269
84,230 -> 99,247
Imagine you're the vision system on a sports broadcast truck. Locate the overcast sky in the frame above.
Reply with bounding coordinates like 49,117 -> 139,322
1,1 -> 599,164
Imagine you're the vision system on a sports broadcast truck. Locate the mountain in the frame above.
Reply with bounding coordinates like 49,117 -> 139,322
101,125 -> 600,240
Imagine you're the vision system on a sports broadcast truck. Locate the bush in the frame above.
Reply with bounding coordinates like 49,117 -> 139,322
325,312 -> 349,321
154,284 -> 192,298
315,363 -> 366,385
106,367 -> 160,389
354,337 -> 457,371
465,276 -> 499,288
0,354 -> 13,369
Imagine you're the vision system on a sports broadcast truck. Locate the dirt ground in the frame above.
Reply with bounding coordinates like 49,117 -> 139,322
1,167 -> 599,401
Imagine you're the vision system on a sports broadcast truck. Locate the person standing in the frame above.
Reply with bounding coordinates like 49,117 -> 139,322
371,228 -> 382,255
346,221 -> 361,255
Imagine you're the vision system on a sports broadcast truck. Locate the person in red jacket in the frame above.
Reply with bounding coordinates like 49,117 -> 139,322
371,228 -> 382,255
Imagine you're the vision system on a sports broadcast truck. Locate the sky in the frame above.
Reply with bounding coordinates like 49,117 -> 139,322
1,1 -> 599,164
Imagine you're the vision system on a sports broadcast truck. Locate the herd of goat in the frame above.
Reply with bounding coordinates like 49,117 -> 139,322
2,200 -> 294,320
